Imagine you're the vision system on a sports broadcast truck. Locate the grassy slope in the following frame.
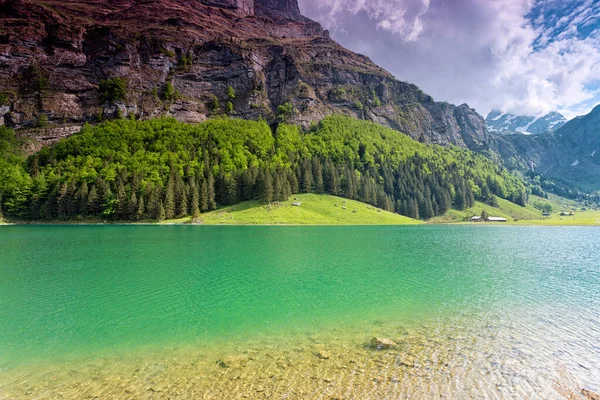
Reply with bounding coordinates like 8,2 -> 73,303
164,194 -> 422,225
429,197 -> 542,223
429,194 -> 600,226
512,194 -> 600,226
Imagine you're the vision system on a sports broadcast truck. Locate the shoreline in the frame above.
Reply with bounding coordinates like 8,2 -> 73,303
2,219 -> 599,227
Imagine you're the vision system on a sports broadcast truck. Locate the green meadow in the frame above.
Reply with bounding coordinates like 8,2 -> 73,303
162,193 -> 421,225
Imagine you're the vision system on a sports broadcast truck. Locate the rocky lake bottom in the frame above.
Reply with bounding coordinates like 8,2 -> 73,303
1,225 -> 599,398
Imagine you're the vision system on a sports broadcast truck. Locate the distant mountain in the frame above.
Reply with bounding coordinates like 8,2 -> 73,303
494,105 -> 600,192
485,110 -> 566,135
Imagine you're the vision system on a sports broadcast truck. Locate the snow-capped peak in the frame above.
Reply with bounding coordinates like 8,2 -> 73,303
485,110 -> 567,135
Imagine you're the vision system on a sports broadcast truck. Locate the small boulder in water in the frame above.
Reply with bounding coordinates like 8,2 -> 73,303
217,355 -> 249,368
369,337 -> 398,350
315,349 -> 331,359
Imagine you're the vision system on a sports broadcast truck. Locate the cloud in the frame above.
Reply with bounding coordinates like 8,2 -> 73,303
298,0 -> 600,119
300,0 -> 431,41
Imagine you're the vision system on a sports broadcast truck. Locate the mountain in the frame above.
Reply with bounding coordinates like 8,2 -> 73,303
495,105 -> 600,192
0,0 -> 490,151
1,0 -> 596,197
485,110 -> 566,135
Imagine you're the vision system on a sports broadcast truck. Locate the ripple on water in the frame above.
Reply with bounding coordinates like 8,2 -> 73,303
0,226 -> 599,398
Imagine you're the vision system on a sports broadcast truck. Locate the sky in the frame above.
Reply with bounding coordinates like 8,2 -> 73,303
297,0 -> 600,119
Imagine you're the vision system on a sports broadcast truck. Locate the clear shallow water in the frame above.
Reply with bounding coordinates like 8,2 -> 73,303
0,225 -> 599,398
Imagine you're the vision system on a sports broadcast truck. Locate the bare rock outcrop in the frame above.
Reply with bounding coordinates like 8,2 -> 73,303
0,0 -> 490,153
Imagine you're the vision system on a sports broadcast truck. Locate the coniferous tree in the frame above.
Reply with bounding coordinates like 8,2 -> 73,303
190,180 -> 201,221
226,174 -> 239,205
189,180 -> 199,215
466,184 -> 475,208
136,193 -> 145,220
200,177 -> 209,212
324,160 -> 340,195
207,171 -> 217,210
312,158 -> 324,193
273,171 -> 283,202
288,169 -> 299,195
129,191 -> 138,220
96,179 -> 111,214
87,185 -> 99,216
301,159 -> 313,193
164,173 -> 176,219
76,181 -> 89,217
157,200 -> 166,221
409,198 -> 419,219
240,168 -> 255,201
261,169 -> 273,203
454,182 -> 466,210
283,176 -> 292,200
57,183 -> 68,218
116,180 -> 128,219
174,171 -> 187,217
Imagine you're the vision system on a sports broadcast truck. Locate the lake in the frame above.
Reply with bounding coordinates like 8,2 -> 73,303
0,225 -> 599,398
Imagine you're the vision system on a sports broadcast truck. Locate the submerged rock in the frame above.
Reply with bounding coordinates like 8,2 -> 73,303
216,355 -> 249,368
369,337 -> 398,350
315,349 -> 331,359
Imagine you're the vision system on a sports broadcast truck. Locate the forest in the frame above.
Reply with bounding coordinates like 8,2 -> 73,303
0,116 -> 531,221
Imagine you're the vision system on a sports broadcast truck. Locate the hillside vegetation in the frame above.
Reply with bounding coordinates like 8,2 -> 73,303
0,116 -> 530,222
182,193 -> 421,225
429,197 -> 542,223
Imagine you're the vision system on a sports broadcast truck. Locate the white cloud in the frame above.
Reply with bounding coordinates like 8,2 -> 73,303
298,0 -> 600,118
301,0 -> 430,42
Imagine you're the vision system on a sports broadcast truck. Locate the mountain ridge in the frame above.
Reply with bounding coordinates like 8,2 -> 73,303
495,105 -> 600,192
485,109 -> 566,135
0,0 -> 490,152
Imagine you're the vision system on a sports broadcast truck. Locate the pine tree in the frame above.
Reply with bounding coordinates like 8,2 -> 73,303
312,158 -> 324,193
343,165 -> 357,199
136,193 -> 145,220
288,169 -> 299,194
190,179 -> 201,221
262,169 -> 273,203
207,171 -> 217,210
324,160 -> 340,195
87,185 -> 99,215
76,181 -> 89,216
174,171 -> 187,217
409,198 -> 420,219
129,191 -> 138,220
224,174 -> 238,205
191,204 -> 201,223
189,180 -> 199,214
466,184 -> 475,208
241,168 -> 255,201
283,177 -> 292,200
481,209 -> 489,221
273,171 -> 283,202
164,173 -> 175,219
454,182 -> 466,211
57,183 -> 68,218
301,159 -> 313,193
157,200 -> 166,221
200,177 -> 209,212
116,180 -> 128,219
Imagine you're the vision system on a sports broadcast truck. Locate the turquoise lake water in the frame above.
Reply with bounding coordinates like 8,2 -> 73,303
0,225 -> 599,398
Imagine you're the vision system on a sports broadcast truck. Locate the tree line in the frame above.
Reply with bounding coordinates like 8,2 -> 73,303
0,116 -> 530,221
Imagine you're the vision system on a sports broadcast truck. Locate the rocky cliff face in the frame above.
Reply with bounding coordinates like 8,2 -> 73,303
0,0 -> 489,151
